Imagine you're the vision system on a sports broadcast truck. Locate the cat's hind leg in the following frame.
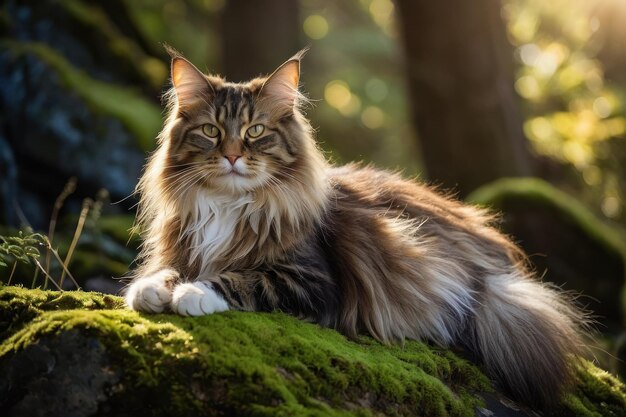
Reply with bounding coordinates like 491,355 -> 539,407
125,269 -> 178,313
171,281 -> 229,316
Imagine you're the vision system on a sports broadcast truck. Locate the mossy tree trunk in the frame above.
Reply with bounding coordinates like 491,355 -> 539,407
219,0 -> 300,81
395,0 -> 533,196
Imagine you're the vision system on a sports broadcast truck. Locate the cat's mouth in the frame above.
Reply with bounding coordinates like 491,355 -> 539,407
222,168 -> 252,178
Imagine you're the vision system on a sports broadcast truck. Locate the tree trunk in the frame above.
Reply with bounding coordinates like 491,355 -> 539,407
219,0 -> 300,81
395,0 -> 532,196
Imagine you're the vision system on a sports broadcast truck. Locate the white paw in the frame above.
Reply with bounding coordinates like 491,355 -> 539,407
171,281 -> 229,316
125,269 -> 177,313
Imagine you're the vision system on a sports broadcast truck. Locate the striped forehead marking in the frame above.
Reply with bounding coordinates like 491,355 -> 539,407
214,86 -> 254,123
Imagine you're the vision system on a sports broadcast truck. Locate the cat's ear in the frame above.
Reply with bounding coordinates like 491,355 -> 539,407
258,49 -> 307,115
167,47 -> 213,105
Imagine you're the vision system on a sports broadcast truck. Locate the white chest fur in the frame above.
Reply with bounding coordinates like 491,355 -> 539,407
179,191 -> 254,275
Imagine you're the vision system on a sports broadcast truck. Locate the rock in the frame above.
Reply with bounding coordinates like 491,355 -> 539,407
1,286 -> 624,417
1,330 -> 120,417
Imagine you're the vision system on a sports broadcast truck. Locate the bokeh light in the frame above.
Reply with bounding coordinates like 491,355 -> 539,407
324,80 -> 352,110
303,15 -> 329,40
365,78 -> 388,102
367,0 -> 396,37
361,106 -> 385,129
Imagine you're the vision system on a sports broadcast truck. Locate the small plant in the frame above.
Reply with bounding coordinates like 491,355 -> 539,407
1,231 -> 45,286
0,176 -> 95,290
0,230 -> 81,290
1,177 -> 130,291
0,231 -> 45,269
0,231 -> 46,270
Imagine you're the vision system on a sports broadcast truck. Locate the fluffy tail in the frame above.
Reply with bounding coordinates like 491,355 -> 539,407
467,271 -> 587,410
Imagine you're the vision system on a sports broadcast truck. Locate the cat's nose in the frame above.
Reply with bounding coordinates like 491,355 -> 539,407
225,155 -> 241,166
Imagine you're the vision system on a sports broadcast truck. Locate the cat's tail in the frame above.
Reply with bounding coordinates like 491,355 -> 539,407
467,270 -> 587,410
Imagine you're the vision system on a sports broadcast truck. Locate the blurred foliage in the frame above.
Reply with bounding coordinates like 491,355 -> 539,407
298,0 -> 420,174
59,0 -> 168,90
1,40 -> 161,151
504,0 -> 626,224
124,0 -> 223,73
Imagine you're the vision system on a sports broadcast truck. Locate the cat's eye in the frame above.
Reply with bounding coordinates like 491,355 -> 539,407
247,124 -> 265,138
202,124 -> 220,138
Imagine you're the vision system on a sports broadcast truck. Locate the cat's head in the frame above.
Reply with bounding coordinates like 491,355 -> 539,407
160,48 -> 317,195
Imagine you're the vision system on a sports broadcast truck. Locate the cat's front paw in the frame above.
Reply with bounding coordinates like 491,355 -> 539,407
125,269 -> 177,313
171,281 -> 229,316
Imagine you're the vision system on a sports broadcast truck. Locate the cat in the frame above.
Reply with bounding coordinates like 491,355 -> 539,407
125,47 -> 587,411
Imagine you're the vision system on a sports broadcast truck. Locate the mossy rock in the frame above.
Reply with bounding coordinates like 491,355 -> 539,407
0,286 -> 624,417
468,177 -> 626,328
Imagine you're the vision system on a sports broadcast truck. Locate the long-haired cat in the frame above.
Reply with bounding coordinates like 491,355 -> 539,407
125,48 -> 586,411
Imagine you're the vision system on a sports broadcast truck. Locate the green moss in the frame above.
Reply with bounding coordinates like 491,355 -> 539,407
0,40 -> 162,151
1,286 -> 625,416
0,284 -> 124,340
467,177 -> 626,260
563,363 -> 626,417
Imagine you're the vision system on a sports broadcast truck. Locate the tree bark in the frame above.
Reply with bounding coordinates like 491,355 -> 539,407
395,0 -> 532,196
219,0 -> 300,81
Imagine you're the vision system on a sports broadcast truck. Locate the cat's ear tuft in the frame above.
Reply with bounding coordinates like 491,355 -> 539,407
170,55 -> 212,105
258,50 -> 307,115
164,43 -> 182,60
290,47 -> 309,62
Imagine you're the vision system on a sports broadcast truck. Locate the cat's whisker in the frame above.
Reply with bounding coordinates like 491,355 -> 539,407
171,173 -> 203,196
166,163 -> 208,178
161,170 -> 199,190
177,171 -> 206,197
275,171 -> 307,187
161,170 -> 205,196
165,160 -> 207,169
165,168 -> 202,182
163,169 -> 195,183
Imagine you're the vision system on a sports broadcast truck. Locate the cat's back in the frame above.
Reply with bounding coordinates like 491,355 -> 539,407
325,163 -> 522,262
327,163 -> 486,225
